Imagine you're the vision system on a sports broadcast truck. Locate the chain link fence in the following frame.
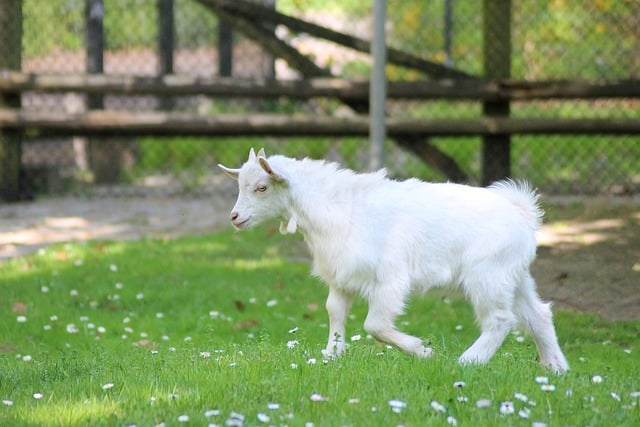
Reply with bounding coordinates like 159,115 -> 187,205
2,0 -> 639,198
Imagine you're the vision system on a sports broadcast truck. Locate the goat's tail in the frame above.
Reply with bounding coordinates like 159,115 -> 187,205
488,179 -> 544,230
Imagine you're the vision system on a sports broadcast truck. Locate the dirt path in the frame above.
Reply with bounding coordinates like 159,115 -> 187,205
1,195 -> 638,321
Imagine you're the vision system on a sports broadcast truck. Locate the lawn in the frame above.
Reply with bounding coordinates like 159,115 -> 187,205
1,226 -> 639,426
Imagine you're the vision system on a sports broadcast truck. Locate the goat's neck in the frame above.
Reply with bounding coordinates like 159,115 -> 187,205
287,182 -> 350,243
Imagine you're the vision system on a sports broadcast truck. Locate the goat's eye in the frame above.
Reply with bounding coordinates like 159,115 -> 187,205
256,185 -> 267,193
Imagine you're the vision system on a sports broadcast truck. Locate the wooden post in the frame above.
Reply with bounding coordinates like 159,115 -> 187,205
218,22 -> 233,76
481,0 -> 511,185
0,0 -> 23,201
86,0 -> 104,109
157,0 -> 175,110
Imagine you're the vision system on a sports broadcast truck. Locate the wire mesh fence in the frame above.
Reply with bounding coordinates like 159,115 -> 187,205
2,0 -> 639,199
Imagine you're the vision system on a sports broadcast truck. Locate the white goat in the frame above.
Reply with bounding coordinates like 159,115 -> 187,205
219,148 -> 569,373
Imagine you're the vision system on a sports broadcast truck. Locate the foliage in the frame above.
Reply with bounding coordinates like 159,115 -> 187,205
1,229 -> 639,426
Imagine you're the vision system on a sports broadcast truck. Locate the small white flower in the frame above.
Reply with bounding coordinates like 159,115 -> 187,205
110,264 -> 118,272
43,325 -> 52,331
591,375 -> 603,384
257,413 -> 270,423
102,383 -> 114,390
177,414 -> 189,422
499,401 -> 514,415
74,259 -> 83,266
518,407 -> 531,418
204,409 -> 220,417
310,393 -> 328,402
168,393 -> 179,400
307,358 -> 317,365
388,399 -> 407,413
41,286 -> 49,293
97,326 -> 106,334
541,384 -> 556,392
156,312 -> 164,319
630,391 -> 640,398
476,399 -> 492,408
200,351 -> 211,358
22,355 -> 32,362
514,392 -> 528,402
286,340 -> 298,349
3,400 -> 14,406
66,323 -> 79,333
33,392 -> 43,399
532,422 -> 548,427
455,324 -> 463,331
611,392 -> 621,402
16,316 -> 27,323
70,289 -> 79,297
430,400 -> 446,413
184,336 -> 192,342
446,415 -> 458,426
267,402 -> 280,410
136,293 -> 144,300
115,283 -> 124,289
453,381 -> 466,388
457,395 -> 468,403
266,299 -> 278,307
350,334 -> 362,341
288,326 -> 299,333
535,376 -> 549,384
348,398 -> 360,404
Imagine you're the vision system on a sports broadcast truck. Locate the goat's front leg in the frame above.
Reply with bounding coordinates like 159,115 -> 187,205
323,287 -> 353,357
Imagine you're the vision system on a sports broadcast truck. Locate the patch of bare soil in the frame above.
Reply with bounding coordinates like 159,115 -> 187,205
1,195 -> 638,321
534,197 -> 640,321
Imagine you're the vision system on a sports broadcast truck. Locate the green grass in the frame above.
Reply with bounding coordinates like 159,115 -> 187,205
1,227 -> 639,426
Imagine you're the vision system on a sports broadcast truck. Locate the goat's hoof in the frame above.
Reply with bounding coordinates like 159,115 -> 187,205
418,346 -> 434,358
321,348 -> 342,359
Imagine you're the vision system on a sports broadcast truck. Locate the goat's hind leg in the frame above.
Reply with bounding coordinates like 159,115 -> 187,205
364,286 -> 433,358
514,274 -> 569,373
459,275 -> 517,365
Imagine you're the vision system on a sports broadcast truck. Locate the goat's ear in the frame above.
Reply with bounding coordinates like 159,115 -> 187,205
218,164 -> 240,180
248,147 -> 257,161
257,148 -> 266,158
258,157 -> 285,182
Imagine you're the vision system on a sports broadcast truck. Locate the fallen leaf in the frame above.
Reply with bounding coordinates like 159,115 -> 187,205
233,319 -> 259,330
12,302 -> 27,313
0,343 -> 16,352
234,300 -> 246,312
133,340 -> 157,349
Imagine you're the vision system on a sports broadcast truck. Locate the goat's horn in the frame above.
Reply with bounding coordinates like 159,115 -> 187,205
218,164 -> 240,180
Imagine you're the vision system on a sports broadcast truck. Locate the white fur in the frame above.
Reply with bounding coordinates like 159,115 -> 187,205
219,149 -> 569,373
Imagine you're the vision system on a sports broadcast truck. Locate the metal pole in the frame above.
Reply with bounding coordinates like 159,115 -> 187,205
369,0 -> 386,171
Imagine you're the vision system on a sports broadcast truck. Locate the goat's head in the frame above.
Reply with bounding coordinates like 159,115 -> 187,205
219,148 -> 290,231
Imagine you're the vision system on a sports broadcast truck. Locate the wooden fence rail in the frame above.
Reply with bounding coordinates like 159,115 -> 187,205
1,73 -> 639,101
2,110 -> 639,138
